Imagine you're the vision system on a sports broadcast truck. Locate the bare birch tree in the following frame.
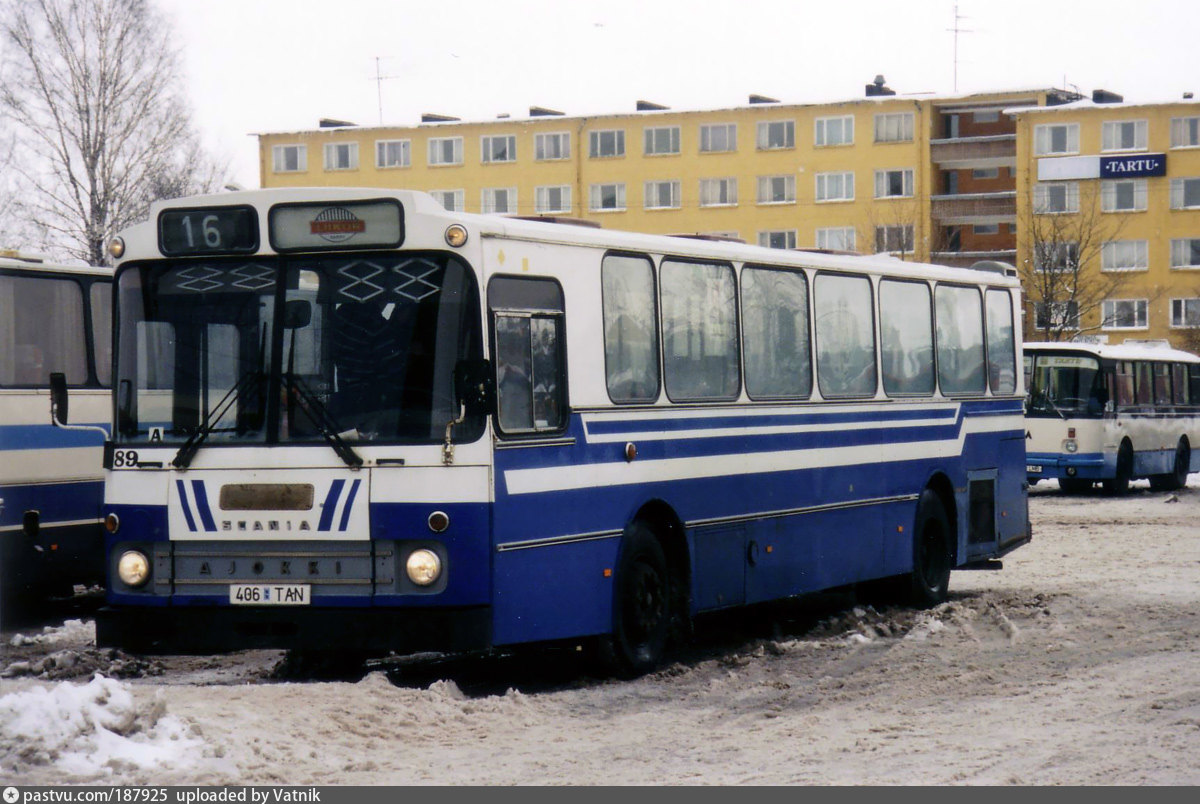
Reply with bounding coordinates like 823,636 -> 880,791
1,0 -> 225,265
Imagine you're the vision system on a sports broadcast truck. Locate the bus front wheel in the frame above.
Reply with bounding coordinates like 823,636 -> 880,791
909,489 -> 952,608
600,523 -> 670,678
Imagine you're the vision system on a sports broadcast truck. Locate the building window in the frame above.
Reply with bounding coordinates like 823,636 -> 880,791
1101,178 -> 1147,212
430,189 -> 464,212
699,178 -> 737,207
1171,117 -> 1200,149
323,142 -> 358,171
972,167 -> 1000,180
1034,242 -> 1079,273
1102,120 -> 1148,152
1171,238 -> 1200,269
816,227 -> 856,251
756,120 -> 794,150
535,185 -> 572,214
974,110 -> 1000,124
874,168 -> 914,198
1170,178 -> 1200,209
815,172 -> 854,203
1102,299 -> 1149,330
757,230 -> 797,249
272,144 -> 306,173
644,180 -> 681,210
1101,240 -> 1149,272
1171,298 -> 1200,328
699,123 -> 737,153
428,137 -> 463,166
974,223 -> 1000,235
815,115 -> 854,146
1034,301 -> 1079,330
481,187 -> 518,214
757,175 -> 795,205
589,129 -> 625,158
644,126 -> 680,156
1033,182 -> 1080,214
874,112 -> 914,143
375,139 -> 411,168
589,183 -> 626,211
535,132 -> 570,161
875,225 -> 914,253
481,135 -> 516,164
1034,123 -> 1079,156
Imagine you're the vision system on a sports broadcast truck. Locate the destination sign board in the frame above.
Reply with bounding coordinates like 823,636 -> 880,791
158,206 -> 259,256
269,199 -> 404,252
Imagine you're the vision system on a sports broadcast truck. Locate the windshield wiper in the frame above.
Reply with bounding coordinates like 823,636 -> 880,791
173,369 -> 264,469
285,373 -> 363,469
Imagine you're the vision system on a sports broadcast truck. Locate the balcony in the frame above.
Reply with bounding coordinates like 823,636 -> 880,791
930,191 -> 1016,225
929,249 -> 1017,269
930,135 -> 1016,169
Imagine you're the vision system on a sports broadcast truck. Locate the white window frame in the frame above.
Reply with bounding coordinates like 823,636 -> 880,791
1171,238 -> 1200,269
1034,123 -> 1080,156
323,142 -> 359,171
815,171 -> 854,203
1034,242 -> 1079,273
756,175 -> 795,205
1101,120 -> 1148,152
589,183 -> 626,212
756,120 -> 795,150
428,137 -> 464,166
1100,240 -> 1149,272
1034,301 -> 1080,330
874,168 -> 914,199
1101,298 -> 1149,331
699,177 -> 738,207
271,144 -> 307,173
430,189 -> 464,212
1033,182 -> 1080,214
535,132 -> 570,161
589,129 -> 625,159
644,126 -> 681,156
644,180 -> 682,210
757,230 -> 797,249
699,123 -> 737,153
875,225 -> 914,253
481,135 -> 516,164
816,227 -> 856,252
1171,178 -> 1200,210
1101,178 -> 1147,212
375,139 -> 411,169
874,112 -> 914,143
1171,117 -> 1200,149
815,115 -> 854,147
1171,298 -> 1200,328
534,185 -> 572,215
481,187 -> 518,214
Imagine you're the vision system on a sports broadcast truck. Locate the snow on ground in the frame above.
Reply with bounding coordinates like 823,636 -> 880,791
1,481 -> 1198,785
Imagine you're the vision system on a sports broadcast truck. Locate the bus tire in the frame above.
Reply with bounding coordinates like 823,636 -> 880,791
1150,438 -> 1190,492
600,523 -> 670,678
1058,477 -> 1093,494
1103,440 -> 1134,495
909,489 -> 952,608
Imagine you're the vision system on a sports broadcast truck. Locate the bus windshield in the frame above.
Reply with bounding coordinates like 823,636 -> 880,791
1027,353 -> 1106,418
114,252 -> 483,448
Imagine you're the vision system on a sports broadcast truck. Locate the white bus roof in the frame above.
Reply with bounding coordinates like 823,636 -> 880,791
0,253 -> 110,277
1025,341 -> 1200,364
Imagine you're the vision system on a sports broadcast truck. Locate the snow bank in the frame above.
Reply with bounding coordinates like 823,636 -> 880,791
0,673 -> 219,778
8,619 -> 94,647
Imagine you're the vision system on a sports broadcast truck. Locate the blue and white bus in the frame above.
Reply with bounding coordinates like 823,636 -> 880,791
1025,341 -> 1200,494
83,188 -> 1030,674
1,251 -> 111,607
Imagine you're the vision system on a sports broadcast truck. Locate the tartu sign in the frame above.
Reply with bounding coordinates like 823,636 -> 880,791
1100,153 -> 1167,178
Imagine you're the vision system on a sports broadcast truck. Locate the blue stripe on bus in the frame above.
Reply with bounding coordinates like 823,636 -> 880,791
0,480 -> 104,528
176,479 -> 198,532
338,479 -> 361,532
191,480 -> 217,531
318,480 -> 345,532
0,423 -> 110,450
583,406 -> 958,436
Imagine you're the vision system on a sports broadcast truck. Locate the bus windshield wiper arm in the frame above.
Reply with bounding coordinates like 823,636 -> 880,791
285,374 -> 363,469
173,370 -> 262,469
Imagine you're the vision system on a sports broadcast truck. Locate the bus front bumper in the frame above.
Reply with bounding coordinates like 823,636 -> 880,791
95,604 -> 491,655
1025,452 -> 1108,483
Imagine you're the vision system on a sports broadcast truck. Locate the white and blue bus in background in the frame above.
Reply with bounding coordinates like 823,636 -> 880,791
1024,341 -> 1200,494
77,188 -> 1030,675
1,251 -> 111,608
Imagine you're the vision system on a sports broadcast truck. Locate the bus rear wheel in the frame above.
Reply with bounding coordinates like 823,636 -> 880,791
909,489 -> 952,608
600,523 -> 670,678
1150,439 -> 1190,492
1103,441 -> 1134,495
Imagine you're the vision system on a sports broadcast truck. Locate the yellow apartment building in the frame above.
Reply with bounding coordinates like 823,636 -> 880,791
1011,94 -> 1200,347
256,80 -> 1077,268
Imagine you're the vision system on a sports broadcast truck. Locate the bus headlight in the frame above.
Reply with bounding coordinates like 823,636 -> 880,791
117,550 -> 150,587
406,549 -> 442,586
1063,439 -> 1078,453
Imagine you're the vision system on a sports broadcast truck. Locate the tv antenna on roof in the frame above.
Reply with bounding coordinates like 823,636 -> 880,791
947,3 -> 973,93
373,57 -> 400,125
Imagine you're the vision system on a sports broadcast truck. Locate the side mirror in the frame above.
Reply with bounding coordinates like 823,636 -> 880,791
454,359 -> 495,416
284,299 -> 312,329
49,372 -> 68,425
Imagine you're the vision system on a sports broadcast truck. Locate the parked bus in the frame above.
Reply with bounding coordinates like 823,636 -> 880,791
75,189 -> 1030,674
1,251 -> 111,607
1025,341 -> 1200,494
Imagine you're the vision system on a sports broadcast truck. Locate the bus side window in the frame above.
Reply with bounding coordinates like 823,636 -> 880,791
1172,363 -> 1188,405
488,276 -> 566,435
1135,362 -> 1153,406
814,273 -> 877,398
1115,361 -> 1135,408
985,288 -> 1017,395
601,253 -> 659,403
879,279 -> 933,396
935,284 -> 986,396
1191,364 -> 1200,405
1153,363 -> 1172,407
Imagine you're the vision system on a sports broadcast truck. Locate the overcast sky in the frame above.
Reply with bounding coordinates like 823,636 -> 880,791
157,0 -> 1198,189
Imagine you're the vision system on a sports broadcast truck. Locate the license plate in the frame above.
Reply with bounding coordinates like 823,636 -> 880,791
1026,464 -> 1043,474
229,584 -> 310,605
